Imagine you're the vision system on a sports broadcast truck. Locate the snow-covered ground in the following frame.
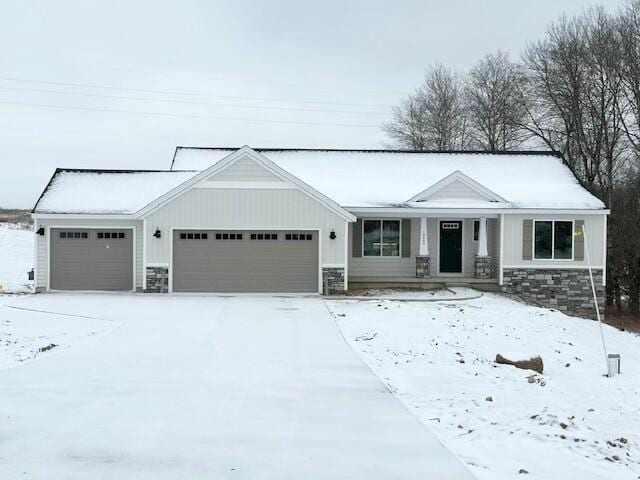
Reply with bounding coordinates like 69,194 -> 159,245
327,293 -> 640,480
0,223 -> 33,293
0,294 -> 473,480
0,302 -> 117,370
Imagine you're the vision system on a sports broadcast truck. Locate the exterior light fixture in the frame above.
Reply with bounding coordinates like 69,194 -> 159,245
329,230 -> 336,240
36,227 -> 45,235
153,228 -> 162,239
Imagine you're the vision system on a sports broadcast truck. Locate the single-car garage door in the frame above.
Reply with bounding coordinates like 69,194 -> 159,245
50,228 -> 133,291
173,230 -> 319,293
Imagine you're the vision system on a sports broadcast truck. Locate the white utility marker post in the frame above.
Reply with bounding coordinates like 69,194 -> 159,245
419,217 -> 429,256
478,217 -> 488,256
581,224 -> 613,376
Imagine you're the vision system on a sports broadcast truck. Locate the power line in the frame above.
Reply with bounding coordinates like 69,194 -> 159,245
0,57 -> 405,96
0,76 -> 394,109
0,99 -> 381,128
0,85 -> 389,116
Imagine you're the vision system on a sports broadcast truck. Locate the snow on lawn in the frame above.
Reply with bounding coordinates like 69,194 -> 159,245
327,292 -> 640,480
0,223 -> 33,293
0,300 -> 118,370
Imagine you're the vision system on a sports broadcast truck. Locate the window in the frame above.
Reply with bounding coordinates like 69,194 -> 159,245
251,233 -> 277,240
181,232 -> 208,240
60,231 -> 88,239
363,220 -> 400,257
473,220 -> 480,242
534,220 -> 573,260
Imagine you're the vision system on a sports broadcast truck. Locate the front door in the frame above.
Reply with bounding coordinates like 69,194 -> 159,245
439,221 -> 463,274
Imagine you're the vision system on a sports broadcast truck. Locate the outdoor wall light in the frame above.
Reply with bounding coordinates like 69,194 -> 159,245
36,227 -> 45,236
329,230 -> 336,240
153,228 -> 162,239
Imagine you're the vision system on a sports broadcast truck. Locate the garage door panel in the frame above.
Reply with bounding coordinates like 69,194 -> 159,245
50,229 -> 133,291
173,230 -> 318,293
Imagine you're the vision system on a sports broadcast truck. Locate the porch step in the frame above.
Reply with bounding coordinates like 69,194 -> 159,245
348,276 -> 499,293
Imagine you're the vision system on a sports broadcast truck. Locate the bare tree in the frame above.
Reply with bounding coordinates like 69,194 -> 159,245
522,8 -> 627,199
383,65 -> 467,150
619,0 -> 640,154
465,51 -> 526,150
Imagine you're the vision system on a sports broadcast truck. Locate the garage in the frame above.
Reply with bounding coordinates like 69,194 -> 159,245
50,228 -> 134,291
172,230 -> 319,293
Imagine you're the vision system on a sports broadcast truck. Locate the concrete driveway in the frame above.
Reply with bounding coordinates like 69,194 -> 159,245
0,294 -> 474,479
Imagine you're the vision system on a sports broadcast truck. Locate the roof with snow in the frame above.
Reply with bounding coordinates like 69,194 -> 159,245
171,147 -> 606,210
33,148 -> 606,214
33,169 -> 198,214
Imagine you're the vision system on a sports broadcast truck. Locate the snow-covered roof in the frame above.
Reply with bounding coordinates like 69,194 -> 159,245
171,148 -> 606,210
33,169 -> 198,214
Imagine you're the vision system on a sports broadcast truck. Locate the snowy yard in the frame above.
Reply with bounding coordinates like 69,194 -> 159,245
0,223 -> 33,293
327,293 -> 640,480
0,294 -> 473,480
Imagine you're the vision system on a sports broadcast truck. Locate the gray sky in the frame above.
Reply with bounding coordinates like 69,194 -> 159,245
0,0 -> 619,208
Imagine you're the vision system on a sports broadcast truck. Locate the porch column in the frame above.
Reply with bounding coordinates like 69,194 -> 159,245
416,217 -> 431,278
419,216 -> 429,256
477,217 -> 488,257
474,217 -> 492,279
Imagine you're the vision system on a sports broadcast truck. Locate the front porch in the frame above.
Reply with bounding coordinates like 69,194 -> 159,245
347,215 -> 500,290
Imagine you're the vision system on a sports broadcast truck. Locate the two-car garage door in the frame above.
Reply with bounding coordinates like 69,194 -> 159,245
172,230 -> 319,293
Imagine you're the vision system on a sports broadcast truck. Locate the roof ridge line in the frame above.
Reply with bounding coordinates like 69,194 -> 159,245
173,146 -> 563,156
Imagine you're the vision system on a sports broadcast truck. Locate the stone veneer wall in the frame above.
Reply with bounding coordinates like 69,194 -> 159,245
415,256 -> 431,278
322,267 -> 345,295
145,266 -> 169,293
474,256 -> 493,279
502,268 -> 604,320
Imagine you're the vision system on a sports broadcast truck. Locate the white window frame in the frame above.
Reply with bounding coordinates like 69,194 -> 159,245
532,219 -> 575,261
362,218 -> 402,258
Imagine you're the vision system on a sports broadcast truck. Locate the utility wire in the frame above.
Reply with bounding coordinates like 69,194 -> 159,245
0,99 -> 381,128
0,85 -> 389,115
0,57 -> 405,96
0,76 -> 394,109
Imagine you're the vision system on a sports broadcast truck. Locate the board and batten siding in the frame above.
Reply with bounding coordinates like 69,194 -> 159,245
204,155 -> 281,182
144,188 -> 347,266
501,213 -> 606,268
34,218 -> 143,290
425,180 -> 489,203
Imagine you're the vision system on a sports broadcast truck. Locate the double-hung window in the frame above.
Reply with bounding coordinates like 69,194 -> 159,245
534,220 -> 573,260
363,220 -> 400,257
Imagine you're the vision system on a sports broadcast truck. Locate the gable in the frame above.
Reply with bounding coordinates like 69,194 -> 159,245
203,155 -> 282,183
136,147 -> 356,221
409,170 -> 508,205
423,179 -> 490,202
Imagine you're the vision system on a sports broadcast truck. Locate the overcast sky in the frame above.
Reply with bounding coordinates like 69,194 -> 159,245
0,0 -> 620,208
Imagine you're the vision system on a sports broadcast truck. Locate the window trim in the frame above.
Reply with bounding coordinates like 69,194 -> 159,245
532,219 -> 575,261
361,218 -> 402,258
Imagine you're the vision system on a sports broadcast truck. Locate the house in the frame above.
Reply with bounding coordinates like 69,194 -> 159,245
32,146 -> 608,318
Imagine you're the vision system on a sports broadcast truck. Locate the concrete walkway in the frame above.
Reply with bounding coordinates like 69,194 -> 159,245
0,294 -> 474,479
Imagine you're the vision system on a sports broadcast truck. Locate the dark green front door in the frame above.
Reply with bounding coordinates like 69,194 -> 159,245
439,221 -> 463,273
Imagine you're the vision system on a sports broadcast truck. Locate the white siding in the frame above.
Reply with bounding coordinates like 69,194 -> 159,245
34,218 -> 143,290
144,188 -> 347,266
502,213 -> 606,268
206,156 -> 280,182
425,180 -> 488,202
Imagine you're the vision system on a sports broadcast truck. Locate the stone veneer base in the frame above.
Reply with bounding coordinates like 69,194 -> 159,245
145,266 -> 169,293
502,268 -> 604,320
474,255 -> 493,279
322,267 -> 345,295
415,256 -> 431,278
